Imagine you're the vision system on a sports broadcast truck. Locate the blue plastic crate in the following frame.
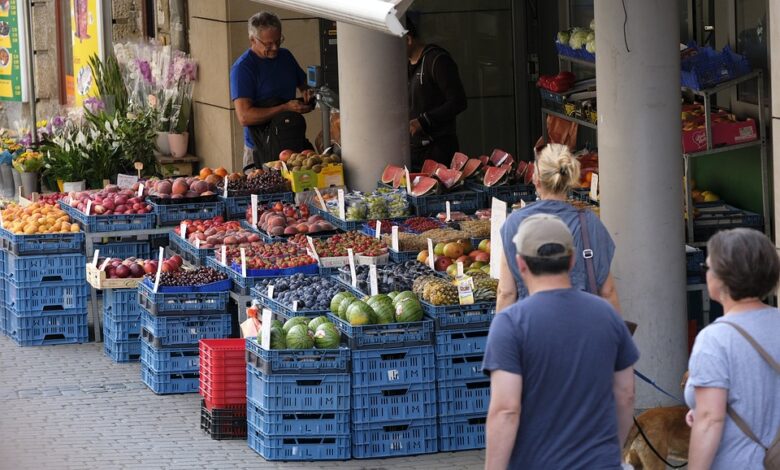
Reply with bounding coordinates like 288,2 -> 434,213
140,310 -> 232,348
103,288 -> 141,322
205,257 -> 274,295
140,362 -> 200,394
140,340 -> 199,373
245,338 -> 350,375
247,423 -> 351,461
253,289 -> 329,319
103,336 -> 142,362
4,252 -> 85,286
0,226 -> 84,255
422,301 -> 495,330
555,40 -> 596,63
436,354 -> 484,382
247,363 -> 351,412
438,413 -> 486,452
92,240 -> 151,261
149,200 -> 225,226
389,249 -> 418,263
327,313 -> 434,350
140,277 -> 232,294
59,201 -> 156,233
168,232 -> 212,266
351,346 -> 435,388
686,247 -> 705,274
7,310 -> 88,346
435,328 -> 489,357
308,205 -> 362,232
351,382 -> 437,424
681,44 -> 751,90
351,418 -> 438,459
248,398 -> 350,436
220,192 -> 294,220
465,181 -> 536,205
5,279 -> 88,316
137,281 -> 229,315
692,202 -> 763,242
437,379 -> 491,416
407,190 -> 484,216
103,314 -> 141,342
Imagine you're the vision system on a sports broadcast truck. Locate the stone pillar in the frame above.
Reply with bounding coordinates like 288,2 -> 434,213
770,2 -> 780,241
595,0 -> 688,407
337,22 -> 409,192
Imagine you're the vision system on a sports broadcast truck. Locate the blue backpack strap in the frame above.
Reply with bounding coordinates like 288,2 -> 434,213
577,209 -> 598,294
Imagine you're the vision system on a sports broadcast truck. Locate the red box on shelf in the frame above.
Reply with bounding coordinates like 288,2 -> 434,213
199,338 -> 247,408
682,118 -> 758,153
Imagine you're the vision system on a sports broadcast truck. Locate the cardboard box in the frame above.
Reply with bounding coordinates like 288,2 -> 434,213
682,119 -> 758,153
282,163 -> 345,192
318,164 -> 345,188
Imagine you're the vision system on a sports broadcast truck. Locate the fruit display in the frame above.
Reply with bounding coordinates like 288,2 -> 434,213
68,187 -> 153,215
216,168 -> 291,196
256,274 -> 343,312
1,202 -> 79,234
557,21 -> 596,55
220,242 -> 317,272
317,188 -> 410,221
265,316 -> 341,350
329,290 -> 424,326
36,193 -> 67,206
576,150 -> 598,189
145,177 -> 217,201
417,239 -> 492,275
403,217 -> 445,233
437,211 -> 470,222
337,260 -> 432,294
382,227 -> 472,253
146,266 -> 228,287
197,167 -> 231,185
364,219 -> 412,235
413,273 -> 497,305
101,255 -> 183,279
452,219 -> 491,239
303,231 -> 388,258
174,217 -> 261,248
247,201 -> 336,237
279,149 -> 341,173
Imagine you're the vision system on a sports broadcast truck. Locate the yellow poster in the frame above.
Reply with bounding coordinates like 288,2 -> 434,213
70,0 -> 103,106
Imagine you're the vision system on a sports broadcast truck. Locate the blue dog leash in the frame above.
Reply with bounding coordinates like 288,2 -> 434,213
634,370 -> 686,405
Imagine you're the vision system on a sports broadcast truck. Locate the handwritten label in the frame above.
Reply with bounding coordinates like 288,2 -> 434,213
153,246 -> 164,292
445,201 -> 451,222
223,176 -> 229,198
240,247 -> 247,277
347,248 -> 357,287
404,166 -> 412,194
251,195 -> 259,226
116,174 -> 139,189
99,258 -> 111,271
260,308 -> 273,349
457,275 -> 475,305
457,261 -> 464,277
221,246 -> 227,266
85,200 -> 92,216
292,300 -> 299,312
314,187 -> 326,210
369,264 -> 379,296
375,221 -> 382,239
267,284 -> 274,299
92,249 -> 100,268
590,173 -> 599,202
180,222 -> 187,240
490,198 -> 508,279
427,238 -> 435,270
306,235 -> 319,260
337,189 -> 346,220
137,183 -> 144,198
391,226 -> 399,251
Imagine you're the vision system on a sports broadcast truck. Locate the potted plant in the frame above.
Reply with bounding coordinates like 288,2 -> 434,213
41,136 -> 92,192
166,51 -> 197,158
13,149 -> 43,197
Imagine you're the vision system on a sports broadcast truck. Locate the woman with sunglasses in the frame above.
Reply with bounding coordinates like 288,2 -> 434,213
496,143 -> 620,313
685,228 -> 780,469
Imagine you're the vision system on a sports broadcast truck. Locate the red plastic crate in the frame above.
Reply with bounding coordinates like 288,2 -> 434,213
203,397 -> 245,412
199,338 -> 247,407
200,377 -> 247,407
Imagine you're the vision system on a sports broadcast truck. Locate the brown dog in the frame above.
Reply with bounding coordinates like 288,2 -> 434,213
622,372 -> 690,470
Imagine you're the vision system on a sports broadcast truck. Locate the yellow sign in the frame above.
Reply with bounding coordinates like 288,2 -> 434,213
70,0 -> 103,106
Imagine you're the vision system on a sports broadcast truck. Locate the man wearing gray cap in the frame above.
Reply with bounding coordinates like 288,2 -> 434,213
483,214 -> 638,470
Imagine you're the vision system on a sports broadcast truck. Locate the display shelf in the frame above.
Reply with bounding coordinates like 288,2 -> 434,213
683,139 -> 763,158
540,108 -> 597,131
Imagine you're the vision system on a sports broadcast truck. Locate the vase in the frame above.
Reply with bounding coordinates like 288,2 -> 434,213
63,180 -> 86,192
20,171 -> 39,199
0,163 -> 14,198
156,131 -> 171,155
168,132 -> 189,158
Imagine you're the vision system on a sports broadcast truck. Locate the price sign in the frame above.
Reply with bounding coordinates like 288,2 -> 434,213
347,248 -> 357,288
251,195 -> 259,226
0,212 -> 4,229
590,173 -> 599,202
314,187 -> 326,210
137,183 -> 144,198
180,222 -> 187,240
306,235 -> 319,260
427,238 -> 435,270
223,176 -> 229,197
391,226 -> 399,251
292,300 -> 299,312
116,174 -> 138,189
195,238 -> 201,249
85,200 -> 92,215
260,308 -> 273,349
457,275 -> 475,305
404,166 -> 412,194
99,258 -> 111,271
267,284 -> 275,299
457,261 -> 464,277
221,246 -> 227,266
490,197 -> 508,279
92,249 -> 100,268
240,247 -> 247,277
445,201 -> 452,222
520,199 -> 527,208
153,246 -> 164,292
337,189 -> 346,220
369,264 -> 379,296
375,221 -> 382,239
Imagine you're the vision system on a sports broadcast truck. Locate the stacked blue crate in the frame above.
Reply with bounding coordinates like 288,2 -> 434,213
0,250 -> 6,335
3,252 -> 88,346
137,282 -> 231,395
102,288 -> 143,362
245,338 -> 352,461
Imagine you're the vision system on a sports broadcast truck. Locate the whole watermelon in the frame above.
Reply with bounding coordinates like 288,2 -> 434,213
314,325 -> 341,349
271,319 -> 283,330
347,300 -> 375,326
308,315 -> 330,331
367,294 -> 391,308
338,296 -> 357,320
286,324 -> 315,349
387,291 -> 400,301
395,297 -> 424,322
330,292 -> 354,314
270,327 -> 287,350
393,290 -> 418,306
283,317 -> 309,333
372,300 -> 396,324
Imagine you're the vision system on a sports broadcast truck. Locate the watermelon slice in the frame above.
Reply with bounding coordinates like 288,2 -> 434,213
523,162 -> 534,185
420,159 -> 446,177
382,164 -> 403,185
462,158 -> 483,179
434,167 -> 464,190
483,166 -> 510,187
393,171 -> 427,189
490,149 -> 514,167
451,152 -> 469,171
517,161 -> 535,185
478,155 -> 490,167
409,175 -> 439,197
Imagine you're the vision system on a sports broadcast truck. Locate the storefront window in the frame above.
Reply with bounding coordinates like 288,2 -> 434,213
735,0 -> 768,105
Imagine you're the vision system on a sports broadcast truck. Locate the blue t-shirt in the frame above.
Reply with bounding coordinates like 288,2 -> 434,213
230,48 -> 306,148
501,200 -> 615,301
482,288 -> 639,470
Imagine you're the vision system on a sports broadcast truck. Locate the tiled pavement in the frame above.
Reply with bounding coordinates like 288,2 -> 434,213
0,335 -> 484,470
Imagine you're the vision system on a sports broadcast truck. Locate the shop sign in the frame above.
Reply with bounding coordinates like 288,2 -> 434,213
0,0 -> 29,102
70,0 -> 103,106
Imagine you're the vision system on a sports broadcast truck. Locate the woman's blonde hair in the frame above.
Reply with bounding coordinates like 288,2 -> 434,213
535,143 -> 581,195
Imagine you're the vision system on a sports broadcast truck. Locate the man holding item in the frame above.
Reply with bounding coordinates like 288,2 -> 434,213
483,214 -> 639,469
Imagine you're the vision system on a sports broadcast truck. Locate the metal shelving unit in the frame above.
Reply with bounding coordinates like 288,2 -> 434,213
542,58 -> 770,245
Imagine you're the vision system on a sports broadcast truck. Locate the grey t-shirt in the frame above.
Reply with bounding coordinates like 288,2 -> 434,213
685,308 -> 780,470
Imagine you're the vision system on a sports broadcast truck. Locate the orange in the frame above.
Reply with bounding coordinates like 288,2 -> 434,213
214,167 -> 228,178
199,167 -> 213,180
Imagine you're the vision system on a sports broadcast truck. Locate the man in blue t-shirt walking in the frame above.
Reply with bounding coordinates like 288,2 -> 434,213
230,11 -> 314,168
483,214 -> 639,470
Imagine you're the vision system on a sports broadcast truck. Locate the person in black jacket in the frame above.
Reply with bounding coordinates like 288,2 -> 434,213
406,13 -> 467,171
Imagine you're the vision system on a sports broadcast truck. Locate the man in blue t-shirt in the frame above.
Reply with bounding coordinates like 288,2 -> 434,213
483,214 -> 639,470
230,11 -> 313,168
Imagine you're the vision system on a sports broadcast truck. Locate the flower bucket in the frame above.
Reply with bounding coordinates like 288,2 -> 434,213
63,180 -> 86,192
156,131 -> 171,155
20,171 -> 39,198
0,163 -> 15,198
168,132 -> 189,158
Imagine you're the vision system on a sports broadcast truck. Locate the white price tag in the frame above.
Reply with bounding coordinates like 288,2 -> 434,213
292,300 -> 299,312
590,173 -> 599,202
223,176 -> 229,198
195,238 -> 201,249
369,264 -> 379,296
0,212 -> 4,229
240,247 -> 247,277
260,308 -> 273,349
251,195 -> 259,226
404,166 -> 412,194
347,248 -> 357,288
306,235 -> 319,260
427,238 -> 435,271
337,189 -> 346,220
153,246 -> 164,292
137,183 -> 144,198
116,174 -> 139,189
267,284 -> 274,299
99,257 -> 111,271
85,200 -> 92,215
445,201 -> 452,222
221,246 -> 227,266
490,197 -> 508,279
457,261 -> 464,277
314,187 -> 326,210
391,226 -> 399,251
281,161 -> 289,173
180,222 -> 187,240
92,249 -> 100,268
520,199 -> 527,208
375,221 -> 382,239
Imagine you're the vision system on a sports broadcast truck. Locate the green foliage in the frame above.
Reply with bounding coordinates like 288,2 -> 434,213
89,54 -> 128,117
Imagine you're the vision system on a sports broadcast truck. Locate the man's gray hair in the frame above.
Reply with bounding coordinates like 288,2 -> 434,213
248,11 -> 282,37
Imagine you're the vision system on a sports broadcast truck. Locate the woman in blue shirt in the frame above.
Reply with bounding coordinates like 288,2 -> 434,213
496,143 -> 620,313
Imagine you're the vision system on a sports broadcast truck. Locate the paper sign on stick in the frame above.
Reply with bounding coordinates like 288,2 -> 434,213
337,189 -> 346,220
490,198 -> 508,279
251,195 -> 259,225
391,226 -> 399,251
306,236 -> 319,260
314,188 -> 326,210
223,176 -> 229,197
404,167 -> 412,194
445,202 -> 451,222
375,221 -> 382,239
267,285 -> 274,298
427,238 -> 435,270
260,309 -> 273,349
347,248 -> 357,287
240,248 -> 247,277
153,246 -> 164,292
369,265 -> 379,296
92,249 -> 100,268
137,183 -> 144,198
590,173 -> 599,202
180,222 -> 187,240
221,246 -> 227,266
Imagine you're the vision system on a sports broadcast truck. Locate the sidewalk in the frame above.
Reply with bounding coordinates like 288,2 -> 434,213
0,335 -> 485,469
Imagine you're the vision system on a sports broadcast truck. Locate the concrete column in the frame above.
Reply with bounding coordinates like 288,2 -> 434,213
337,22 -> 409,192
595,0 -> 688,407
770,2 -> 780,241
